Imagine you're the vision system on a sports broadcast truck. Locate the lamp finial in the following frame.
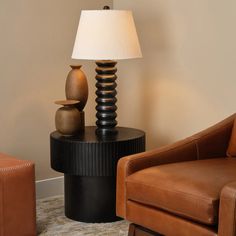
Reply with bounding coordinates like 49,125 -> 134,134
103,6 -> 110,10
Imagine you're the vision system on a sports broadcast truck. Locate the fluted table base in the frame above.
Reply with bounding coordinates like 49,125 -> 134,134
65,175 -> 119,222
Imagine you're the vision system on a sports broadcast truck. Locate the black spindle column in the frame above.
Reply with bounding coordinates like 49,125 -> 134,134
95,60 -> 118,136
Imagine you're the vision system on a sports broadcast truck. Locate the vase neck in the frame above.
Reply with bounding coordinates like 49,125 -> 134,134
70,65 -> 82,70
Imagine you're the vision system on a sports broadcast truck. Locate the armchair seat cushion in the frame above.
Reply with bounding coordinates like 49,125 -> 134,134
126,158 -> 236,226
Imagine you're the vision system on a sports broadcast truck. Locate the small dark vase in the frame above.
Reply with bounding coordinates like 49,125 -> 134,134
65,65 -> 88,111
55,100 -> 83,136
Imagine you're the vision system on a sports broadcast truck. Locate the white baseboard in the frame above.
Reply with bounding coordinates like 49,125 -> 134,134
36,176 -> 64,199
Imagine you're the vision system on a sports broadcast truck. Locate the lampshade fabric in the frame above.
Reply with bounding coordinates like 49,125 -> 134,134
72,10 -> 142,60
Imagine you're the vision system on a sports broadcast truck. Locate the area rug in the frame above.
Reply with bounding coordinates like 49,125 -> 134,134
37,195 -> 129,236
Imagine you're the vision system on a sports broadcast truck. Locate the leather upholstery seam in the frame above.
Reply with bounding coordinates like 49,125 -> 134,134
126,140 -> 196,174
194,123 -> 233,140
0,163 -> 33,172
127,180 -> 215,203
233,191 -> 236,235
195,141 -> 200,160
128,199 -> 215,225
124,181 -> 127,218
0,174 -> 5,236
220,190 -> 236,235
125,121 -> 232,173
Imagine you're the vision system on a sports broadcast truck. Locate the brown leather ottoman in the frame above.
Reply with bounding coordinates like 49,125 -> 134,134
0,153 -> 36,236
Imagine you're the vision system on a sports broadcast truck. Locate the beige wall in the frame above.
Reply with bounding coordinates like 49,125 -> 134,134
0,0 -> 112,180
114,0 -> 236,148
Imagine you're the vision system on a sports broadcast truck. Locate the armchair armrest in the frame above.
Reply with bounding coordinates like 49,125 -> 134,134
218,181 -> 236,236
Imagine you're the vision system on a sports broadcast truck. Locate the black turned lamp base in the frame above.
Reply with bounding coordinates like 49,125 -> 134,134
95,127 -> 118,137
95,60 -> 118,136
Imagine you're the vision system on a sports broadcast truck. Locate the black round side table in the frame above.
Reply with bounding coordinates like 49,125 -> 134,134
50,126 -> 145,223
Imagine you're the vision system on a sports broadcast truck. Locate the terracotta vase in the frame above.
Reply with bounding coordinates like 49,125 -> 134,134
65,65 -> 88,111
55,100 -> 83,136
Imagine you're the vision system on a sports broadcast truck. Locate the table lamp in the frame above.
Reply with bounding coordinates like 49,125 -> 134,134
72,6 -> 142,136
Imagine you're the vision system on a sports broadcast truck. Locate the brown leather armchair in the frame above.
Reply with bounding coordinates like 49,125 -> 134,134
116,114 -> 236,236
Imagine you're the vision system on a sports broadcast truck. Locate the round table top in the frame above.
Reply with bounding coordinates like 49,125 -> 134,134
50,126 -> 145,143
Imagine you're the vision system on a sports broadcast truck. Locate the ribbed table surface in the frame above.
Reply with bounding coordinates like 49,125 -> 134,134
50,126 -> 145,176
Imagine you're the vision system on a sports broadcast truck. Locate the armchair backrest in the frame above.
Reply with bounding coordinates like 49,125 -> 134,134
192,114 -> 235,160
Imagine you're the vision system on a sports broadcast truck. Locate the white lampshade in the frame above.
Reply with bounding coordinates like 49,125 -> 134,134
72,10 -> 142,60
